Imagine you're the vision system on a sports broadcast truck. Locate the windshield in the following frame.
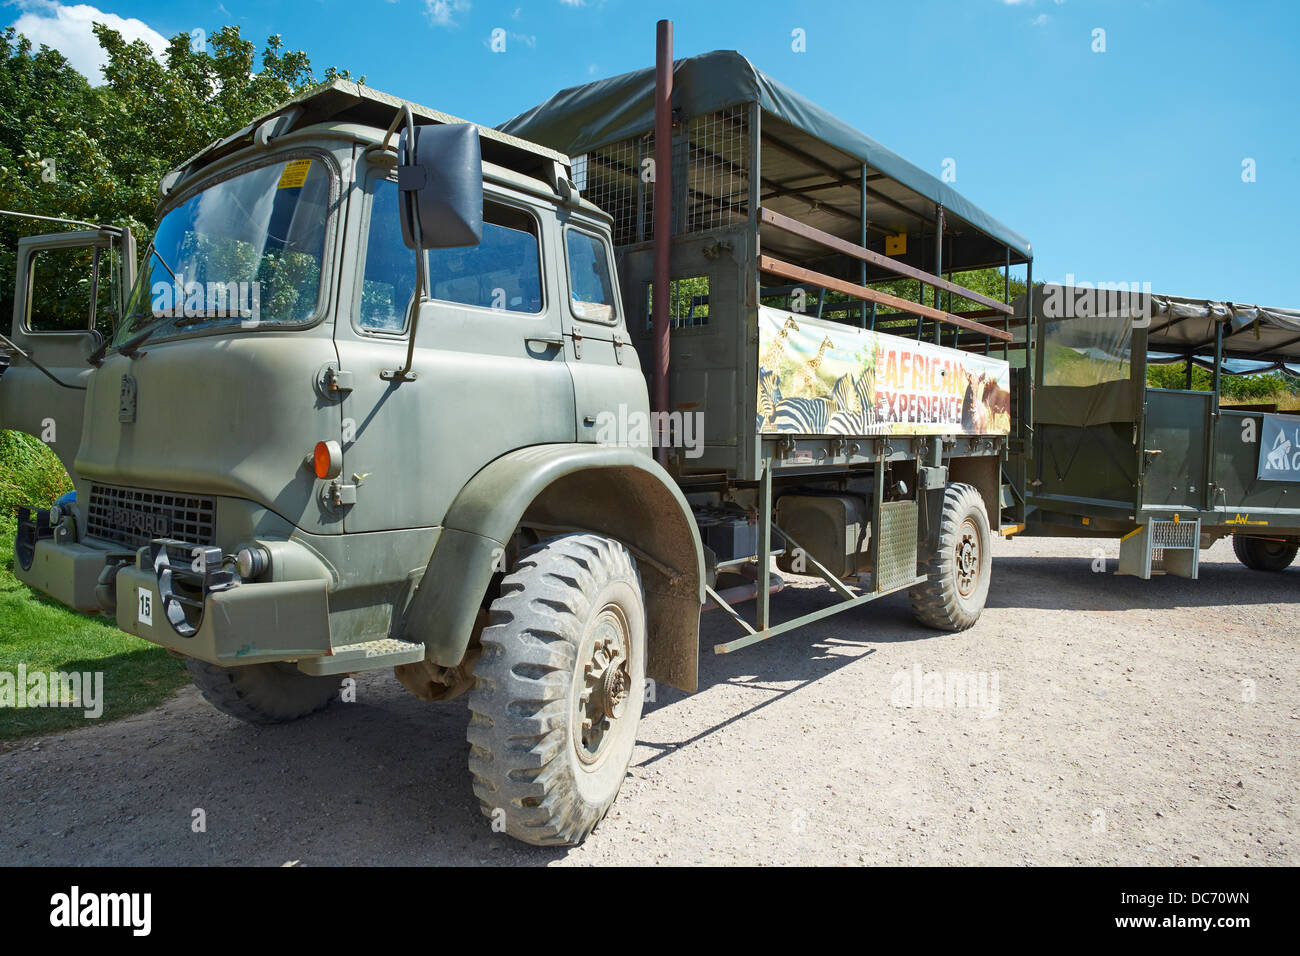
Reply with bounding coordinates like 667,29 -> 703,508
113,156 -> 331,347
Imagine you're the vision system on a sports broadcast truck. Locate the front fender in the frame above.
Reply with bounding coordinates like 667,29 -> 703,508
401,444 -> 705,692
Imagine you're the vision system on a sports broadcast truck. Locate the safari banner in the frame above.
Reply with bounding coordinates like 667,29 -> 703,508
756,306 -> 1011,437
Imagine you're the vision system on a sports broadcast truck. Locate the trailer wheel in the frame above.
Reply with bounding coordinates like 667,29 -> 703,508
909,482 -> 992,631
468,533 -> 645,846
1232,535 -> 1298,572
184,659 -> 343,725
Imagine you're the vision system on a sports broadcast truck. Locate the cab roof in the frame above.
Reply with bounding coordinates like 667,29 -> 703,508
171,79 -> 572,187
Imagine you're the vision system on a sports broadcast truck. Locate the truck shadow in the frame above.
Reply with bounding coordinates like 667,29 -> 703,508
984,554 -> 1299,611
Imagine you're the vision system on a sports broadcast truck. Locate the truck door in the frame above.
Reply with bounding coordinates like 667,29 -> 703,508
554,216 -> 643,448
0,229 -> 133,475
332,169 -> 576,533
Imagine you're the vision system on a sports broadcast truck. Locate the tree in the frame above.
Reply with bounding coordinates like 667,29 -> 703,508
0,23 -> 360,322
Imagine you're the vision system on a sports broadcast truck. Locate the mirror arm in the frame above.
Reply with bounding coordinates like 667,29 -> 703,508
382,105 -> 428,384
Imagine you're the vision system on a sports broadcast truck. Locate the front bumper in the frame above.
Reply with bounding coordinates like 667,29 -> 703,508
114,561 -> 333,665
13,504 -> 435,674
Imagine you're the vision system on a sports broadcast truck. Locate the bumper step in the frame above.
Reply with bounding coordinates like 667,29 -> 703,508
298,637 -> 426,676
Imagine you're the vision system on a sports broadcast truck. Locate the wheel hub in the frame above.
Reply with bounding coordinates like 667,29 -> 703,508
575,606 -> 631,765
954,518 -> 981,598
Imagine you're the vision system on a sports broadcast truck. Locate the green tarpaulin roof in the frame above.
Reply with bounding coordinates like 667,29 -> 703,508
499,50 -> 1031,261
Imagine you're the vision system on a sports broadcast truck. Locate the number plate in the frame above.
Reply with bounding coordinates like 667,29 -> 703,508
137,586 -> 153,626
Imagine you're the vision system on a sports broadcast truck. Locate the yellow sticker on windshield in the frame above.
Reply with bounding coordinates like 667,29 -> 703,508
277,159 -> 312,189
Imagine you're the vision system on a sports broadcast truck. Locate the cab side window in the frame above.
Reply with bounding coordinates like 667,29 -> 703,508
565,229 -> 615,322
428,204 -> 542,314
26,245 -> 113,334
359,178 -> 418,331
360,182 -> 543,331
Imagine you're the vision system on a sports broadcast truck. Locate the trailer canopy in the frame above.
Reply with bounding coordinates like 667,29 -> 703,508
1145,294 -> 1300,370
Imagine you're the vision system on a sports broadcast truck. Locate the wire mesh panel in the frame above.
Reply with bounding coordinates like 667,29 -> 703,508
685,106 -> 750,234
573,135 -> 654,247
574,106 -> 751,248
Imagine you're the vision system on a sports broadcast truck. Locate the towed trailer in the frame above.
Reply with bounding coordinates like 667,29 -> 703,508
1008,284 -> 1300,576
2,27 -> 1032,846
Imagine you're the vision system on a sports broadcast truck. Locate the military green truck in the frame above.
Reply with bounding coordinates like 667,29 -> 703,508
1,49 -> 1032,846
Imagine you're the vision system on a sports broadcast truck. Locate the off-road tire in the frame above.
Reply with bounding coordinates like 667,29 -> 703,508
468,533 -> 646,846
1232,535 -> 1298,572
909,482 -> 992,631
185,659 -> 343,725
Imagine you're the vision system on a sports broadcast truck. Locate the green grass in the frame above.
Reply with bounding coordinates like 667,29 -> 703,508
0,430 -> 188,742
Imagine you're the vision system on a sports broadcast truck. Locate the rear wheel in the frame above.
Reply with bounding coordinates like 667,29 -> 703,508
185,659 -> 342,725
909,482 -> 992,631
468,533 -> 645,846
1232,535 -> 1298,572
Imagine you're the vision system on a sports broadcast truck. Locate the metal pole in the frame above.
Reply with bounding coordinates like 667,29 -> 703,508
757,459 -> 772,631
652,19 -> 673,465
1027,258 -> 1037,474
933,205 -> 944,345
1001,247 -> 1010,360
859,163 -> 869,328
1212,320 -> 1223,407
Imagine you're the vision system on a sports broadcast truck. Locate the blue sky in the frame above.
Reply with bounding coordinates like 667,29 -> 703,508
9,0 -> 1299,304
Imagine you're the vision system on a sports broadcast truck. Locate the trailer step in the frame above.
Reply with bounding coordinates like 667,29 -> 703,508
1117,518 -> 1200,580
298,637 -> 426,676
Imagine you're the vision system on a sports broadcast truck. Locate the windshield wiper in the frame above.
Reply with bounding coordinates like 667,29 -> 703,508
88,247 -> 184,365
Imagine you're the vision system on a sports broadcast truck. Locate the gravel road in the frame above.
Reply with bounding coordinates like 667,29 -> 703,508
1,535 -> 1295,866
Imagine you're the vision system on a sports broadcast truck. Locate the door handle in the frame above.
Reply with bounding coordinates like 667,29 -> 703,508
524,334 -> 565,348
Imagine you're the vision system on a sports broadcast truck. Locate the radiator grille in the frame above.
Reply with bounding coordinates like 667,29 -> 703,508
85,483 -> 216,551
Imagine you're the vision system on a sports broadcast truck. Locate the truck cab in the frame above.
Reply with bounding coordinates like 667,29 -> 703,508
2,80 -> 706,846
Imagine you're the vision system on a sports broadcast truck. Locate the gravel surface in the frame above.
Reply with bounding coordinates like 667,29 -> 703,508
1,535 -> 1295,866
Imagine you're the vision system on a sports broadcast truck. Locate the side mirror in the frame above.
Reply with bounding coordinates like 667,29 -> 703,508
397,123 -> 484,250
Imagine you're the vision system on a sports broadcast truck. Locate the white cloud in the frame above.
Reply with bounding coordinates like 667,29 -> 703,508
9,0 -> 168,82
425,0 -> 470,26
1031,13 -> 1049,25
559,0 -> 586,6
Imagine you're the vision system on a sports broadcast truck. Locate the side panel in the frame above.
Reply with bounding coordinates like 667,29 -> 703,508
617,225 -> 752,476
1214,409 -> 1300,529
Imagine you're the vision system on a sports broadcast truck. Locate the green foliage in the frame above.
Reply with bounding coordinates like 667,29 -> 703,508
1146,361 -> 1300,401
0,430 -> 71,524
0,23 -> 360,322
760,266 -> 1029,333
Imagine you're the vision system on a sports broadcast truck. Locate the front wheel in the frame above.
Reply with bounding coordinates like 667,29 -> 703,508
1232,535 -> 1298,572
468,533 -> 646,846
185,659 -> 343,725
909,482 -> 992,631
